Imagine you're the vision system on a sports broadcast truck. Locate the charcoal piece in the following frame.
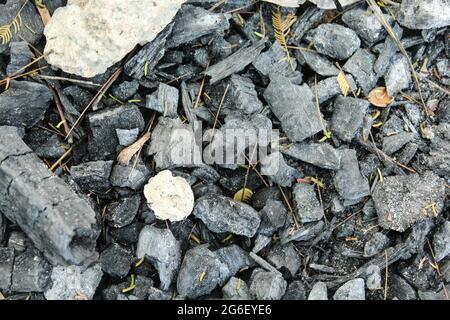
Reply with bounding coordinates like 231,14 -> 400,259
145,83 -> 179,118
291,6 -> 326,44
63,86 -> 98,112
136,226 -> 181,290
116,128 -> 139,147
281,143 -> 341,170
436,59 -> 450,78
124,24 -> 173,79
110,220 -> 142,246
180,81 -> 197,124
177,245 -> 228,299
280,221 -> 325,244
193,47 -> 209,68
216,245 -> 253,277
293,183 -> 324,223
252,187 -> 282,210
343,49 -> 378,96
23,129 -> 66,159
297,50 -> 339,77
307,23 -> 361,60
264,75 -> 323,142
10,249 -> 51,293
190,164 -> 220,184
397,142 -> 418,165
106,195 -> 140,228
111,80 -> 139,101
44,264 -> 103,300
334,149 -> 370,201
405,103 -> 424,126
7,231 -> 31,252
398,255 -> 438,291
100,243 -> 133,278
6,41 -> 34,75
0,127 -> 99,266
70,160 -> 113,191
167,5 -> 229,48
248,269 -> 287,300
0,81 -> 52,128
260,152 -> 300,187
382,132 -> 415,155
205,39 -> 266,84
253,42 -> 302,84
363,265 -> 382,291
258,200 -> 287,236
283,280 -> 306,300
252,235 -> 271,254
223,75 -> 263,114
388,275 -> 417,300
222,277 -> 251,300
0,213 -> 4,244
267,243 -> 301,277
331,96 -> 370,142
397,0 -> 450,29
342,8 -> 391,45
193,194 -> 261,237
333,278 -> 365,300
148,287 -> 172,300
316,74 -> 357,103
110,162 -> 152,191
373,171 -> 446,232
374,24 -> 403,76
308,281 -> 328,300
87,105 -> 145,160
433,221 -> 450,262
0,248 -> 14,290
364,232 -> 389,258
385,54 -> 411,97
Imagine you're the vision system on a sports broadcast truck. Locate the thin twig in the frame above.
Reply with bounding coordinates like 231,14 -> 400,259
209,84 -> 230,144
50,147 -> 73,171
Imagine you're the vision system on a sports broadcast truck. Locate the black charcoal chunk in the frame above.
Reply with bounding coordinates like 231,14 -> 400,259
334,149 -> 370,201
283,280 -> 306,300
264,75 -> 323,142
136,226 -> 181,290
249,269 -> 287,300
0,247 -> 14,290
222,277 -> 251,300
258,200 -> 287,236
293,183 -> 324,223
342,8 -> 390,45
372,171 -> 446,232
297,50 -> 339,77
71,160 -> 113,191
252,187 -> 282,210
267,243 -> 301,277
363,232 -> 389,258
260,152 -> 300,187
23,129 -> 66,159
397,0 -> 450,30
110,220 -> 142,246
308,281 -> 328,300
193,194 -> 261,237
44,264 -> 103,300
374,24 -> 403,76
317,74 -> 357,103
167,5 -> 230,48
216,245 -> 253,277
177,245 -> 228,299
110,162 -> 152,191
382,131 -> 415,155
224,75 -> 263,114
10,249 -> 51,293
397,142 -> 418,165
388,275 -> 417,300
282,143 -> 341,170
0,81 -> 52,128
106,195 -> 140,228
112,80 -> 139,101
343,49 -> 378,96
331,96 -> 369,142
385,54 -> 411,97
433,221 -> 450,262
205,39 -> 266,84
291,6 -> 326,43
307,23 -> 361,60
6,41 -> 34,75
0,127 -> 99,266
100,243 -> 133,278
333,278 -> 365,300
145,83 -> 179,118
363,265 -> 382,291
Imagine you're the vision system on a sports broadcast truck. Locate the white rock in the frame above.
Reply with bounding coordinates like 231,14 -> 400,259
44,0 -> 186,78
143,170 -> 194,222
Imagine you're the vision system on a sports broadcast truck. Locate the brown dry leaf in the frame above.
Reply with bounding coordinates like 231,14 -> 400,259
337,71 -> 350,97
368,87 -> 394,107
36,5 -> 51,26
117,132 -> 151,166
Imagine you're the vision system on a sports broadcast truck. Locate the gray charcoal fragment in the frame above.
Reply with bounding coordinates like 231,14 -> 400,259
307,23 -> 361,60
260,152 -> 300,187
436,59 -> 450,78
293,183 -> 324,223
333,278 -> 365,300
110,220 -> 142,246
374,24 -> 403,76
281,143 -> 341,170
205,39 -> 266,84
397,142 -> 418,165
281,221 -> 325,244
291,6 -> 325,43
136,226 -> 181,290
264,75 -> 323,142
23,130 -> 66,159
334,149 -> 370,201
331,96 -> 370,142
145,83 -> 179,118
389,275 -> 417,300
342,8 -> 391,45
297,50 -> 339,77
343,49 -> 378,96
167,5 -> 230,48
385,54 -> 411,97
249,269 -> 287,300
106,195 -> 140,228
283,280 -> 306,300
433,221 -> 450,262
0,127 -> 99,266
193,194 -> 261,237
216,245 -> 253,277
7,231 -> 30,252
364,232 -> 389,258
252,187 -> 282,210
7,41 -> 34,75
11,249 -> 51,293
112,80 -> 139,101
44,264 -> 103,300
258,200 -> 287,236
177,245 -> 229,299
397,0 -> 450,30
252,235 -> 271,254
382,132 -> 415,155
110,162 -> 152,191
316,74 -> 357,103
116,128 -> 139,146
0,247 -> 14,290
100,243 -> 133,278
226,75 -> 264,114
71,160 -> 113,191
308,281 -> 328,300
148,287 -> 172,300
222,277 -> 251,300
372,171 -> 446,232
0,213 -> 4,244
267,243 -> 301,277
0,81 -> 52,128
363,265 -> 382,291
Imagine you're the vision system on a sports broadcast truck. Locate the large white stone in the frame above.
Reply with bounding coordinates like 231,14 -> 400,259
44,0 -> 186,78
